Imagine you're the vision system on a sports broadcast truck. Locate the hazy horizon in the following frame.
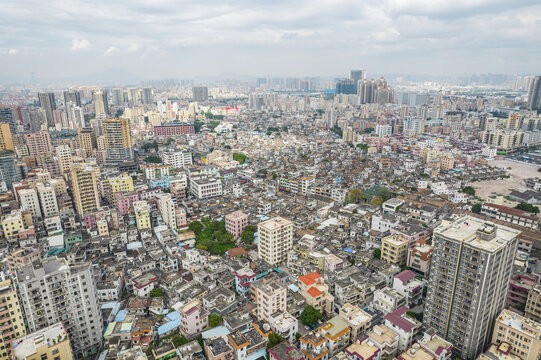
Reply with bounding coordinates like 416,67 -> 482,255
1,0 -> 540,85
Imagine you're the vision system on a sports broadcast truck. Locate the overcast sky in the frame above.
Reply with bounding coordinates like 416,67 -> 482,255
1,0 -> 540,83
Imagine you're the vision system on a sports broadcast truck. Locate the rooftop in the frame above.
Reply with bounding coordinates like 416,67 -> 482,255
435,216 -> 521,253
13,322 -> 68,359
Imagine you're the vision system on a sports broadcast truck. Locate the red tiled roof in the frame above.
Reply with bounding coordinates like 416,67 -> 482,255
307,287 -> 323,298
227,247 -> 248,257
298,272 -> 321,286
385,306 -> 416,332
395,270 -> 416,284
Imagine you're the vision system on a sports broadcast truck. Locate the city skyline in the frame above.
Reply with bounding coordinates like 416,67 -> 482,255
1,0 -> 541,84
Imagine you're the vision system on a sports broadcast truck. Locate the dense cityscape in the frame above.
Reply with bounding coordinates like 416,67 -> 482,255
1,0 -> 541,359
0,71 -> 539,360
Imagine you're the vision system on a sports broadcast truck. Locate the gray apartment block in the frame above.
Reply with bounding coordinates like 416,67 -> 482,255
423,216 -> 520,360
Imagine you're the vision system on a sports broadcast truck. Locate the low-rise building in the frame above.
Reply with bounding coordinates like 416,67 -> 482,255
298,272 -> 335,314
491,309 -> 540,360
339,303 -> 372,342
204,336 -> 234,360
393,271 -> 423,306
372,287 -> 406,315
180,299 -> 209,336
13,322 -> 73,360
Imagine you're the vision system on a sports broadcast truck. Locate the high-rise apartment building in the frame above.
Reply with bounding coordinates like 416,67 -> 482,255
350,69 -> 366,94
158,193 -> 177,230
257,216 -> 293,265
141,87 -> 153,104
335,79 -> 357,95
111,88 -> 125,106
423,216 -> 520,360
76,127 -> 97,156
38,92 -> 56,126
527,75 -> 541,111
0,152 -> 19,189
0,123 -> 14,151
18,188 -> 41,219
24,131 -> 53,158
102,118 -> 134,163
0,279 -> 26,359
92,91 -> 109,115
192,86 -> 208,102
16,258 -> 103,357
55,144 -> 72,175
70,165 -> 100,216
63,90 -> 82,107
36,182 -> 59,218
0,107 -> 17,134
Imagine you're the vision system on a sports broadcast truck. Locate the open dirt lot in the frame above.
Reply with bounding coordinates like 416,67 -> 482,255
473,159 -> 540,201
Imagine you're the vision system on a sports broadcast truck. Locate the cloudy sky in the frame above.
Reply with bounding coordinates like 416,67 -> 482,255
1,0 -> 540,83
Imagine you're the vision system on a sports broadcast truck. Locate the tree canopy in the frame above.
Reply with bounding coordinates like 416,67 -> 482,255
300,305 -> 322,326
209,314 -> 222,328
462,186 -> 476,196
515,202 -> 540,214
150,288 -> 164,297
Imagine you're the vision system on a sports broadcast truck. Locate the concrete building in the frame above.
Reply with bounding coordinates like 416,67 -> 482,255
491,309 -> 540,360
19,188 -> 41,219
36,183 -> 59,218
423,216 -> 521,360
158,193 -> 177,230
6,247 -> 40,272
13,322 -> 73,360
257,216 -> 293,265
190,176 -> 222,199
0,279 -> 26,359
24,131 -> 53,158
526,283 -> 541,323
134,201 -> 151,231
252,280 -> 287,321
298,272 -> 335,314
204,336 -> 233,360
16,258 -> 103,357
55,145 -> 72,175
381,234 -> 409,267
162,149 -> 193,168
225,210 -> 249,239
339,303 -> 372,342
70,165 -> 100,216
92,91 -> 109,115
76,128 -> 97,156
192,86 -> 208,102
180,299 -> 209,336
0,123 -> 14,151
102,117 -> 133,163
0,152 -> 19,189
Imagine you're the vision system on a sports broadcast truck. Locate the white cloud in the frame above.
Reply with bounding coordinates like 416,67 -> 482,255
104,46 -> 119,56
8,49 -> 19,55
71,38 -> 90,51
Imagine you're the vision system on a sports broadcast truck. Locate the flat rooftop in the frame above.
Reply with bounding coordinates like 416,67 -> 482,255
13,322 -> 68,359
435,216 -> 521,253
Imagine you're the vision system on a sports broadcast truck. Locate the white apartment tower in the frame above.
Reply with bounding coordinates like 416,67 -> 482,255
18,188 -> 41,219
158,193 -> 176,230
16,258 -> 103,358
36,183 -> 59,218
257,216 -> 294,265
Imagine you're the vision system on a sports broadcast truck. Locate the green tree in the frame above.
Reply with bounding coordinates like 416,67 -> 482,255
462,186 -> 476,196
364,127 -> 374,133
471,203 -> 482,214
172,334 -> 188,347
373,248 -> 381,259
515,202 -> 540,214
356,143 -> 369,151
345,189 -> 364,204
233,152 -> 248,164
166,138 -> 175,145
209,314 -> 222,328
188,221 -> 204,236
241,231 -> 255,246
267,332 -> 286,349
272,173 -> 278,179
144,155 -> 162,163
300,305 -> 322,326
295,332 -> 302,340
150,288 -> 164,297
